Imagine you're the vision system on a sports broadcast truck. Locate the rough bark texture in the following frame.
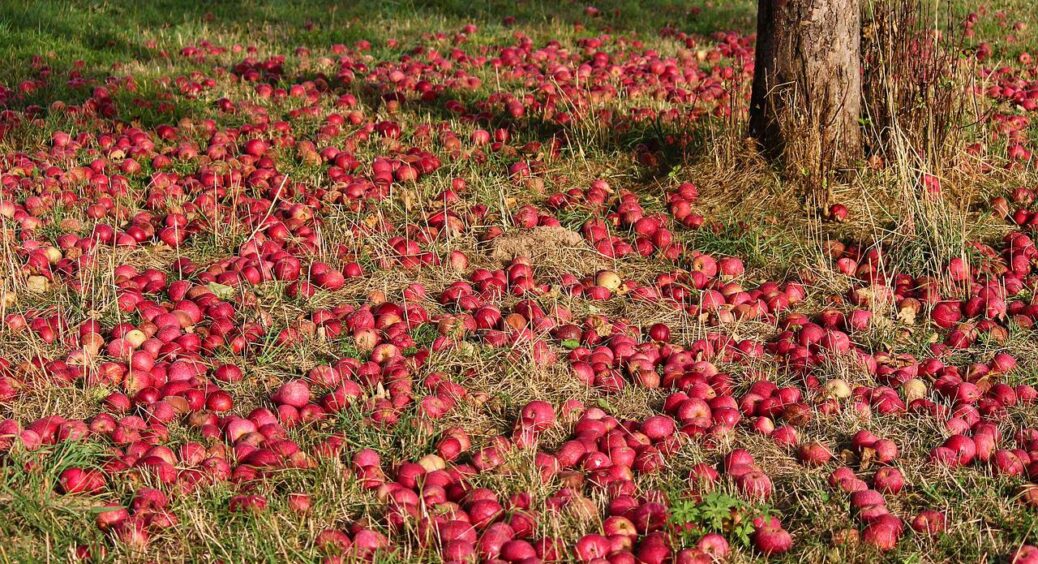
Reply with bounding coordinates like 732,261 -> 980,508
749,0 -> 862,171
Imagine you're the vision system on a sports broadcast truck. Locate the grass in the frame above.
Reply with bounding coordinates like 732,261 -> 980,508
0,0 -> 1037,562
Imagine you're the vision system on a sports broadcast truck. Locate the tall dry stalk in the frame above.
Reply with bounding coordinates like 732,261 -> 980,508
862,0 -> 975,278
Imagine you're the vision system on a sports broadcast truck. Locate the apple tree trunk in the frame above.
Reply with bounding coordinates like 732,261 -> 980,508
749,0 -> 862,176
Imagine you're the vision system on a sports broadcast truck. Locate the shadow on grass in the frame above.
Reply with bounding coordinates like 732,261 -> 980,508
0,0 -> 754,174
0,0 -> 755,67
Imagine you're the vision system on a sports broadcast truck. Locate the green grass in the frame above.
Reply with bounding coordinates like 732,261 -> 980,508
0,0 -> 755,78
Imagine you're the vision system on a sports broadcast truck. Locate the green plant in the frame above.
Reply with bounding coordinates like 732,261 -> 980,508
668,490 -> 776,548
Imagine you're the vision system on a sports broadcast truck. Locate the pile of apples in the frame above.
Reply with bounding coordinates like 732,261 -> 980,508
0,9 -> 1037,562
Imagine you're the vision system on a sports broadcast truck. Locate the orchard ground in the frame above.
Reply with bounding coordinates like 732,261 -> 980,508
1,0 -> 1038,562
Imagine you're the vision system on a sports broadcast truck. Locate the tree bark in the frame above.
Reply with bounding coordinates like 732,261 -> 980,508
749,0 -> 862,175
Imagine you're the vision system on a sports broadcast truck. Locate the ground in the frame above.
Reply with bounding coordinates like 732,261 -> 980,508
1,0 -> 1038,562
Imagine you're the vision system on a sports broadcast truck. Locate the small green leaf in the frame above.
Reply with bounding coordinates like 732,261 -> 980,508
561,338 -> 580,349
207,282 -> 235,300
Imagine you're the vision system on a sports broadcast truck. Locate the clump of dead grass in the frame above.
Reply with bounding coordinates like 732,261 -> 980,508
487,226 -> 610,273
